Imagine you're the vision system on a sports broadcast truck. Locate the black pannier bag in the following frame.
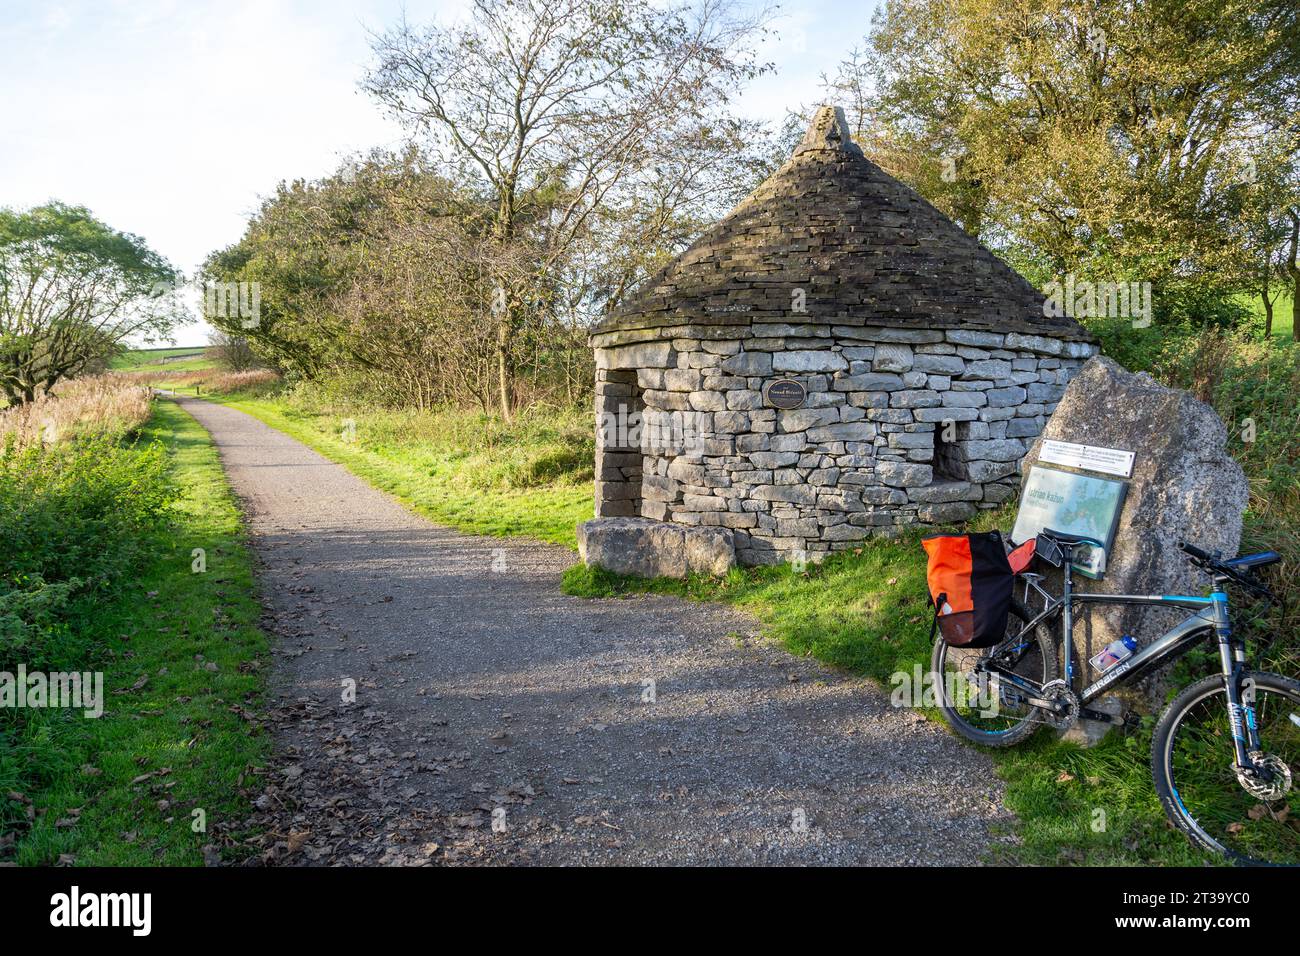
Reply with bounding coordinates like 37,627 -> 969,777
921,530 -> 1015,648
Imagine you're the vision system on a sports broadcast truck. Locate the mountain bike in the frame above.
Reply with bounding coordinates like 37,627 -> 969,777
932,529 -> 1298,865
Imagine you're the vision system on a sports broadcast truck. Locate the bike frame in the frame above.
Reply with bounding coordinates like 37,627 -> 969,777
985,554 -> 1263,768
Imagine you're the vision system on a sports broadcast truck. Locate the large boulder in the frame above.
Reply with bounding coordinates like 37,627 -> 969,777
1021,356 -> 1249,718
577,517 -> 735,579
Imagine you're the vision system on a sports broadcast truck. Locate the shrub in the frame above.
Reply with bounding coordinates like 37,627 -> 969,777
1113,329 -> 1300,515
0,433 -> 173,671
0,416 -> 177,841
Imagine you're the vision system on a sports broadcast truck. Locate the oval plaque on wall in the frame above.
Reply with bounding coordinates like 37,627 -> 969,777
765,378 -> 807,409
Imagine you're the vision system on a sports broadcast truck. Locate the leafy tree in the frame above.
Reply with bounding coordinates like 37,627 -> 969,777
0,203 -> 180,405
202,160 -> 400,380
204,153 -> 511,408
827,0 -> 1300,329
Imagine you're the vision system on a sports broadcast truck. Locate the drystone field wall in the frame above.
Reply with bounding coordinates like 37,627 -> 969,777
594,323 -> 1099,566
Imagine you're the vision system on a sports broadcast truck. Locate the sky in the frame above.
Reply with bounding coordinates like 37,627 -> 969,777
0,0 -> 880,345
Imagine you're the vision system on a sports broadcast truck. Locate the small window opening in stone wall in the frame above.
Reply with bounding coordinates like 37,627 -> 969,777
932,424 -> 967,483
593,369 -> 645,517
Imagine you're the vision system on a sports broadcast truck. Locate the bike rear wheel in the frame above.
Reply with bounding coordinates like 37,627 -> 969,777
1152,671 -> 1300,865
932,601 -> 1056,747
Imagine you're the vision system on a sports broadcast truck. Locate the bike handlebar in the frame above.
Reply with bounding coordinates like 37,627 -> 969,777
1177,540 -> 1212,563
1178,541 -> 1277,604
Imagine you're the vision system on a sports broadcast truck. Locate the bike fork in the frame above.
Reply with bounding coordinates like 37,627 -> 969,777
1213,591 -> 1261,769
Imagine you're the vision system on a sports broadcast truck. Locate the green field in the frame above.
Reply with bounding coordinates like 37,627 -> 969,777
111,347 -> 215,372
7,399 -> 270,865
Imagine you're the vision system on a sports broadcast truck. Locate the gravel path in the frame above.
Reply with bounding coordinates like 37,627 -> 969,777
170,394 -> 1012,866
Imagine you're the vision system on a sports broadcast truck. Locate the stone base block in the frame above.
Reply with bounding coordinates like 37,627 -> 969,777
577,517 -> 735,579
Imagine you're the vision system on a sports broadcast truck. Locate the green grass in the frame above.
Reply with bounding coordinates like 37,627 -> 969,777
10,399 -> 269,865
150,355 -> 221,374
207,394 -> 595,548
1238,290 -> 1295,345
992,732 -> 1207,865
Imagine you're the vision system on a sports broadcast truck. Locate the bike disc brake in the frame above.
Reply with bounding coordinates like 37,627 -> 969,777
1235,751 -> 1293,802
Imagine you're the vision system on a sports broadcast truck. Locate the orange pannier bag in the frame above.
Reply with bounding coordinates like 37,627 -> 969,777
921,531 -> 1015,648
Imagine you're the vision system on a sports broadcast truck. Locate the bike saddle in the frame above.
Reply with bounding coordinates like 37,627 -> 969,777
1224,551 -> 1282,570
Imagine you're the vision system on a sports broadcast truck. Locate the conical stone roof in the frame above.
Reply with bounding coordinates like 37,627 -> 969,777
594,106 -> 1092,342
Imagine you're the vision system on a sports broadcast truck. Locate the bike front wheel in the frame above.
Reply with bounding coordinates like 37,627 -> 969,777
1152,671 -> 1300,865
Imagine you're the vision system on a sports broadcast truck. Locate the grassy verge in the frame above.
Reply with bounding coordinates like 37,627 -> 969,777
206,393 -> 594,548
7,399 -> 269,865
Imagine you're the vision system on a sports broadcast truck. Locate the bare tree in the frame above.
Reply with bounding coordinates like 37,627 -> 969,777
207,331 -> 261,372
364,0 -> 772,418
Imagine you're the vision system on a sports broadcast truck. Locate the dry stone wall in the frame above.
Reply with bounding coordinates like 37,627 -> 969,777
594,323 -> 1099,566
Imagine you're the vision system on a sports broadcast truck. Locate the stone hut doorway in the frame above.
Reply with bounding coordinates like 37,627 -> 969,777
594,367 -> 645,518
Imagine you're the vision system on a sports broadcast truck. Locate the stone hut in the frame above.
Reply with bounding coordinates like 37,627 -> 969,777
585,106 -> 1098,570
